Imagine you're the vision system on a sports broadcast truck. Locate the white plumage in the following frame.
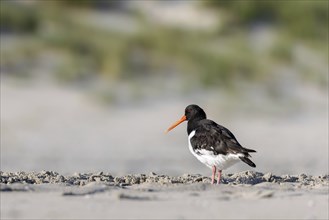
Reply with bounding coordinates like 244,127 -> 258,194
188,130 -> 242,170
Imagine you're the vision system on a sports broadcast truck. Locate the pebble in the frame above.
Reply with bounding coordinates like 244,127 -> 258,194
263,173 -> 272,182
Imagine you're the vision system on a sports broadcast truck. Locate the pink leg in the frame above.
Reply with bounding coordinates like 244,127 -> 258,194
211,166 -> 216,184
217,170 -> 222,184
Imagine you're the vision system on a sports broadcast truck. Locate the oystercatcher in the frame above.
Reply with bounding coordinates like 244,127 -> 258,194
166,104 -> 256,184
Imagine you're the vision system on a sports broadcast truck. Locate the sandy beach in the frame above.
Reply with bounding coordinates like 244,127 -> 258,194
1,77 -> 328,219
1,171 -> 328,219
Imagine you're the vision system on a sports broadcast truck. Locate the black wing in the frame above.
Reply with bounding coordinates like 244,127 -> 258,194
190,119 -> 256,158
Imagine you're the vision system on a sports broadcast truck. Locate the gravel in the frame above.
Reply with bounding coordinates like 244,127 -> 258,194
1,171 -> 328,188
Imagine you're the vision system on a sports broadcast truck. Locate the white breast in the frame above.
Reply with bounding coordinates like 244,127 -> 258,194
188,130 -> 242,170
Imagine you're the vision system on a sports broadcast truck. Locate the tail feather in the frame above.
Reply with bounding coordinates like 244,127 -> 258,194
244,148 -> 256,153
239,156 -> 256,168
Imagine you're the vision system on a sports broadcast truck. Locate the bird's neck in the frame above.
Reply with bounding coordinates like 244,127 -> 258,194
187,118 -> 203,135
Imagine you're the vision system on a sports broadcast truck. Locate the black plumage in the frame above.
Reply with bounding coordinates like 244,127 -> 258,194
189,119 -> 256,167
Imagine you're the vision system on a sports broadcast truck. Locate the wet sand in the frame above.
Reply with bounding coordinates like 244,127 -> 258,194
1,171 -> 328,219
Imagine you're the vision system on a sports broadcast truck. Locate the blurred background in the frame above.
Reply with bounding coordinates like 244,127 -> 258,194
1,0 -> 328,176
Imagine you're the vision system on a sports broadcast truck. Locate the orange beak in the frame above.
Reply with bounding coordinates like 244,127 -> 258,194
165,115 -> 187,133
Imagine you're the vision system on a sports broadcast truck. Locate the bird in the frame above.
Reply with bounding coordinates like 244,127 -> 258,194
166,104 -> 256,184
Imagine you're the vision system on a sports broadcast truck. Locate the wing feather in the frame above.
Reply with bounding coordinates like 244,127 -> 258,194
190,119 -> 256,157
